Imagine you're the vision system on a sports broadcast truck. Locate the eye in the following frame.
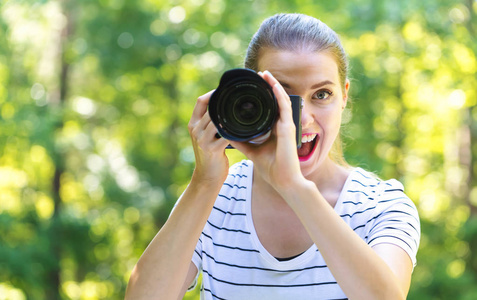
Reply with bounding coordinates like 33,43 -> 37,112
313,90 -> 333,100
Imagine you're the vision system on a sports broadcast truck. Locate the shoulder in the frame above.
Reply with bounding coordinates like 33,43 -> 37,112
347,168 -> 407,200
347,167 -> 420,233
224,160 -> 253,184
341,167 -> 419,220
347,169 -> 421,266
228,159 -> 253,175
214,160 -> 252,203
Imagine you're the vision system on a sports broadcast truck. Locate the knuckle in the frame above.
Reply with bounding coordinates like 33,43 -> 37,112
187,122 -> 195,132
197,95 -> 208,104
196,136 -> 209,150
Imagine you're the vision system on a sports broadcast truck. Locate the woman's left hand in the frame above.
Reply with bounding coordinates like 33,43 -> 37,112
229,71 -> 304,191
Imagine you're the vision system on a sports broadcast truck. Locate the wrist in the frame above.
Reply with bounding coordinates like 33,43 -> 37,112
190,170 -> 226,192
275,176 -> 315,200
179,175 -> 224,210
277,179 -> 329,216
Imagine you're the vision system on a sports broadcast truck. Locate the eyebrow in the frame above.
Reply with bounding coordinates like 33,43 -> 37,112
279,80 -> 335,89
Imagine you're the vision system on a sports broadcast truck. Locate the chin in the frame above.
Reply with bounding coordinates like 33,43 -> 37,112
298,143 -> 334,178
299,150 -> 322,175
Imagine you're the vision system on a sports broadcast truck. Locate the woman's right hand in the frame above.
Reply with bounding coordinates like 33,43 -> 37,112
228,71 -> 304,192
126,91 -> 229,300
188,90 -> 230,185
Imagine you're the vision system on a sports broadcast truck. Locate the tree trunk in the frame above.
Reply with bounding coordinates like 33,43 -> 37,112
46,1 -> 73,299
460,0 -> 477,278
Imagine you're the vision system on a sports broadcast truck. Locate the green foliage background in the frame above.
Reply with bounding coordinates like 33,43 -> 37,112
0,0 -> 476,299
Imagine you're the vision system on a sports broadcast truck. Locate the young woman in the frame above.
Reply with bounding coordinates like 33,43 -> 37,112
126,13 -> 420,300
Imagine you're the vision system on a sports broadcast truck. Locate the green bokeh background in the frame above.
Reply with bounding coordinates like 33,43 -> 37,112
1,0 -> 476,299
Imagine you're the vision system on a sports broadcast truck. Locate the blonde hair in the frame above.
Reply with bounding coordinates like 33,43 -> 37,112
244,13 -> 350,166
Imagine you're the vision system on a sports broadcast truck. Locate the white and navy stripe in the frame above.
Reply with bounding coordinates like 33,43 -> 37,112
189,160 -> 420,299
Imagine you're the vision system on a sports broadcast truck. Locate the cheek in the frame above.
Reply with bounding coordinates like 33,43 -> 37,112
317,106 -> 343,132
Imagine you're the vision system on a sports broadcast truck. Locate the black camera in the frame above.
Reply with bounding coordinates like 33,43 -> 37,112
209,68 -> 302,147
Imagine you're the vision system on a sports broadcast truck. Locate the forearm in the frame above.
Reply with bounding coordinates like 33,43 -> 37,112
125,179 -> 221,300
279,179 -> 406,300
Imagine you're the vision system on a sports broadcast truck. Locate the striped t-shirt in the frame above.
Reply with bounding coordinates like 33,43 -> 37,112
190,160 -> 420,299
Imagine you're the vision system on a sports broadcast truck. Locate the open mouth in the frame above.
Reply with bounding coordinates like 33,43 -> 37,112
298,134 -> 318,162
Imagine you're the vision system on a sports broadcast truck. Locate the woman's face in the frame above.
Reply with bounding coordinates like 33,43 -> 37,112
257,49 -> 349,176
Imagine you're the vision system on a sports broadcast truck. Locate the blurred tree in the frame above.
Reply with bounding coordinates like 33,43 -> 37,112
0,0 -> 476,299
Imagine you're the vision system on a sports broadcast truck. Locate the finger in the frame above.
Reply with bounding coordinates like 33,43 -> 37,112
207,122 -> 230,150
195,110 -> 213,132
272,83 -> 294,123
192,119 -> 229,154
228,140 -> 255,158
260,71 -> 293,121
194,111 -> 226,144
257,70 -> 280,90
261,70 -> 280,88
190,90 -> 215,125
191,113 -> 214,146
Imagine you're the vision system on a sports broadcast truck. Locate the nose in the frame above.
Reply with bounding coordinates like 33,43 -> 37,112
300,101 -> 314,128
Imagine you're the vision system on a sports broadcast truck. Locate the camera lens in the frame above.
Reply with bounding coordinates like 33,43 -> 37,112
217,84 -> 272,137
209,69 -> 277,142
233,96 -> 263,126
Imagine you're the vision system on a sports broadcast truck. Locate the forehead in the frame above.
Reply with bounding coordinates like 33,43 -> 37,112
257,49 -> 340,85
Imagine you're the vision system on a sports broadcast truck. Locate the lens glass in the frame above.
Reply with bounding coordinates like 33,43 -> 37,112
233,95 -> 263,126
219,84 -> 273,138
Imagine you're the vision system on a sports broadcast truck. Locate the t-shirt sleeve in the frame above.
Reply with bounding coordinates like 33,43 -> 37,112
366,179 -> 421,268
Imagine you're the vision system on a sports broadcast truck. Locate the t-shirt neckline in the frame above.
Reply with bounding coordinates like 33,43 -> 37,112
243,161 -> 359,269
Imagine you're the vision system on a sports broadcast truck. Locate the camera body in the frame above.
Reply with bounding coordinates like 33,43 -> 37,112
209,68 -> 302,148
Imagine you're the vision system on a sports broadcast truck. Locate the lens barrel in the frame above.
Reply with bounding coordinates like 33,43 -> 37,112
209,69 -> 278,142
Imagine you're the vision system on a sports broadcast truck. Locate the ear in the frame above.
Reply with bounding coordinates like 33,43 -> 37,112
342,79 -> 350,110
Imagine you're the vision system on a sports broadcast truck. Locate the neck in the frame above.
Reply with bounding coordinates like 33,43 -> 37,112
252,169 -> 285,206
304,158 -> 350,193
